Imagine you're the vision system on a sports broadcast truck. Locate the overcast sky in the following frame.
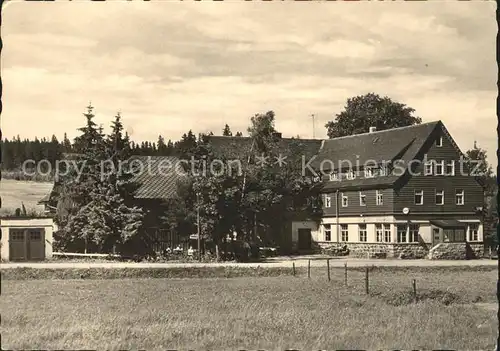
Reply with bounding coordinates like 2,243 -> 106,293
2,2 -> 497,168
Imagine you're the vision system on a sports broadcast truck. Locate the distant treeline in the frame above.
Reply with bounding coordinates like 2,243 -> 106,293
0,124 -> 242,181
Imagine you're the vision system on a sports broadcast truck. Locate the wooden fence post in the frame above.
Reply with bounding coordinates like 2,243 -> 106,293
412,279 -> 417,303
365,267 -> 369,295
344,262 -> 347,286
308,259 -> 311,279
292,262 -> 296,276
327,259 -> 331,281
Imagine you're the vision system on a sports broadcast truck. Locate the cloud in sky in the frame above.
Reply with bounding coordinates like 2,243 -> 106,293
2,1 -> 497,168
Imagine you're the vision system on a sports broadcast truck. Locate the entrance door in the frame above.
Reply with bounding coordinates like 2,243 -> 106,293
298,228 -> 312,251
432,228 -> 441,247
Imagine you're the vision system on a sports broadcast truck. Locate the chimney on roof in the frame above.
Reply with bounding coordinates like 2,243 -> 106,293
369,126 -> 377,133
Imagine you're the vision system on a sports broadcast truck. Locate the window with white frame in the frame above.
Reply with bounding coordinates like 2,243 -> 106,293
376,190 -> 383,205
409,224 -> 420,242
435,190 -> 444,205
377,166 -> 387,177
340,224 -> 349,242
424,155 -> 434,176
446,160 -> 455,176
346,170 -> 356,180
383,224 -> 391,242
324,224 -> 331,241
436,136 -> 443,147
468,223 -> 479,241
397,224 -> 407,243
435,160 -> 445,175
341,193 -> 348,207
375,224 -> 383,242
455,189 -> 464,205
324,195 -> 332,208
359,224 -> 367,242
359,192 -> 366,206
364,168 -> 374,178
414,190 -> 424,205
329,172 -> 338,181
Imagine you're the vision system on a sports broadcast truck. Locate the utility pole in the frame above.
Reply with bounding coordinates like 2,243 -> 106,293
254,211 -> 257,241
311,114 -> 316,139
197,192 -> 201,262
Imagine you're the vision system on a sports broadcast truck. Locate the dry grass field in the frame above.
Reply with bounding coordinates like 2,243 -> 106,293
0,179 -> 53,214
1,267 -> 497,350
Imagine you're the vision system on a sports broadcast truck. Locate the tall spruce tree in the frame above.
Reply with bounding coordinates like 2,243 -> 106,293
57,105 -> 145,254
222,124 -> 232,136
157,135 -> 167,155
62,133 -> 72,153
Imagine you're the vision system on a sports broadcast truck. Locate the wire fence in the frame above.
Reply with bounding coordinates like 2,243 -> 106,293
287,259 -> 493,305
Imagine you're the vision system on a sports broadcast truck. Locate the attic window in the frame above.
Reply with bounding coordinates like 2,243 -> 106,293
346,170 -> 356,180
436,136 -> 443,147
364,168 -> 374,178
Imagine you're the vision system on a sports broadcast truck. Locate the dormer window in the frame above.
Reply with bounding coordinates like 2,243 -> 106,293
436,136 -> 443,147
379,166 -> 388,176
346,170 -> 356,180
364,168 -> 374,178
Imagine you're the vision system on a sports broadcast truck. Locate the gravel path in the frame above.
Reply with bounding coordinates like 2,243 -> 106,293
1,257 -> 497,269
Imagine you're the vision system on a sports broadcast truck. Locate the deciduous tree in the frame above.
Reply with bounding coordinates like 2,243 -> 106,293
325,93 -> 422,138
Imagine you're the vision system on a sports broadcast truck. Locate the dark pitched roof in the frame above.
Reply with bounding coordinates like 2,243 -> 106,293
311,121 -> 440,171
206,135 -> 322,163
129,156 -> 187,200
314,121 -> 442,192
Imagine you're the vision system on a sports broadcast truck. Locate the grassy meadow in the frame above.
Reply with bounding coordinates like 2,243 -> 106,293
0,179 -> 53,214
1,266 -> 497,350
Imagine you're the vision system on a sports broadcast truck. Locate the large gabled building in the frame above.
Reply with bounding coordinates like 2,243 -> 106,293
307,121 -> 484,258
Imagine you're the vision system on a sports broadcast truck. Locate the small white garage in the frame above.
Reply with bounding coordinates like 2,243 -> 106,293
0,217 -> 54,262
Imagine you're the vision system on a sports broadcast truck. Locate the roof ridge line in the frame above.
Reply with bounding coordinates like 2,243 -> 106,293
325,121 -> 440,142
207,135 -> 320,142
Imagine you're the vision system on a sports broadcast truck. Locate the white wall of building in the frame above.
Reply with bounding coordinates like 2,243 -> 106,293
0,218 -> 54,261
291,221 -> 320,243
307,216 -> 482,246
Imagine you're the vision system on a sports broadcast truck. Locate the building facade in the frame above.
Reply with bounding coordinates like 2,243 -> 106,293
305,121 -> 484,258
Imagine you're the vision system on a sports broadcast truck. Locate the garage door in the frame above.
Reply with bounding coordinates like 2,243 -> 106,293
28,229 -> 45,260
9,229 -> 27,261
9,228 -> 45,261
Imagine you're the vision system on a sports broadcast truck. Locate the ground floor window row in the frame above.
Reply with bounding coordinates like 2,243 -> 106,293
321,223 -> 480,243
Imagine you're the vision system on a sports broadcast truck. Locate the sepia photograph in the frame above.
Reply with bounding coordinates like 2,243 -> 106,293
0,1 -> 498,350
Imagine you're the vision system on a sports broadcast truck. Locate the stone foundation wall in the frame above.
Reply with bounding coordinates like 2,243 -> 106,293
345,243 -> 392,258
428,243 -> 467,260
391,244 -> 428,259
319,243 -> 429,259
309,241 -> 484,260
